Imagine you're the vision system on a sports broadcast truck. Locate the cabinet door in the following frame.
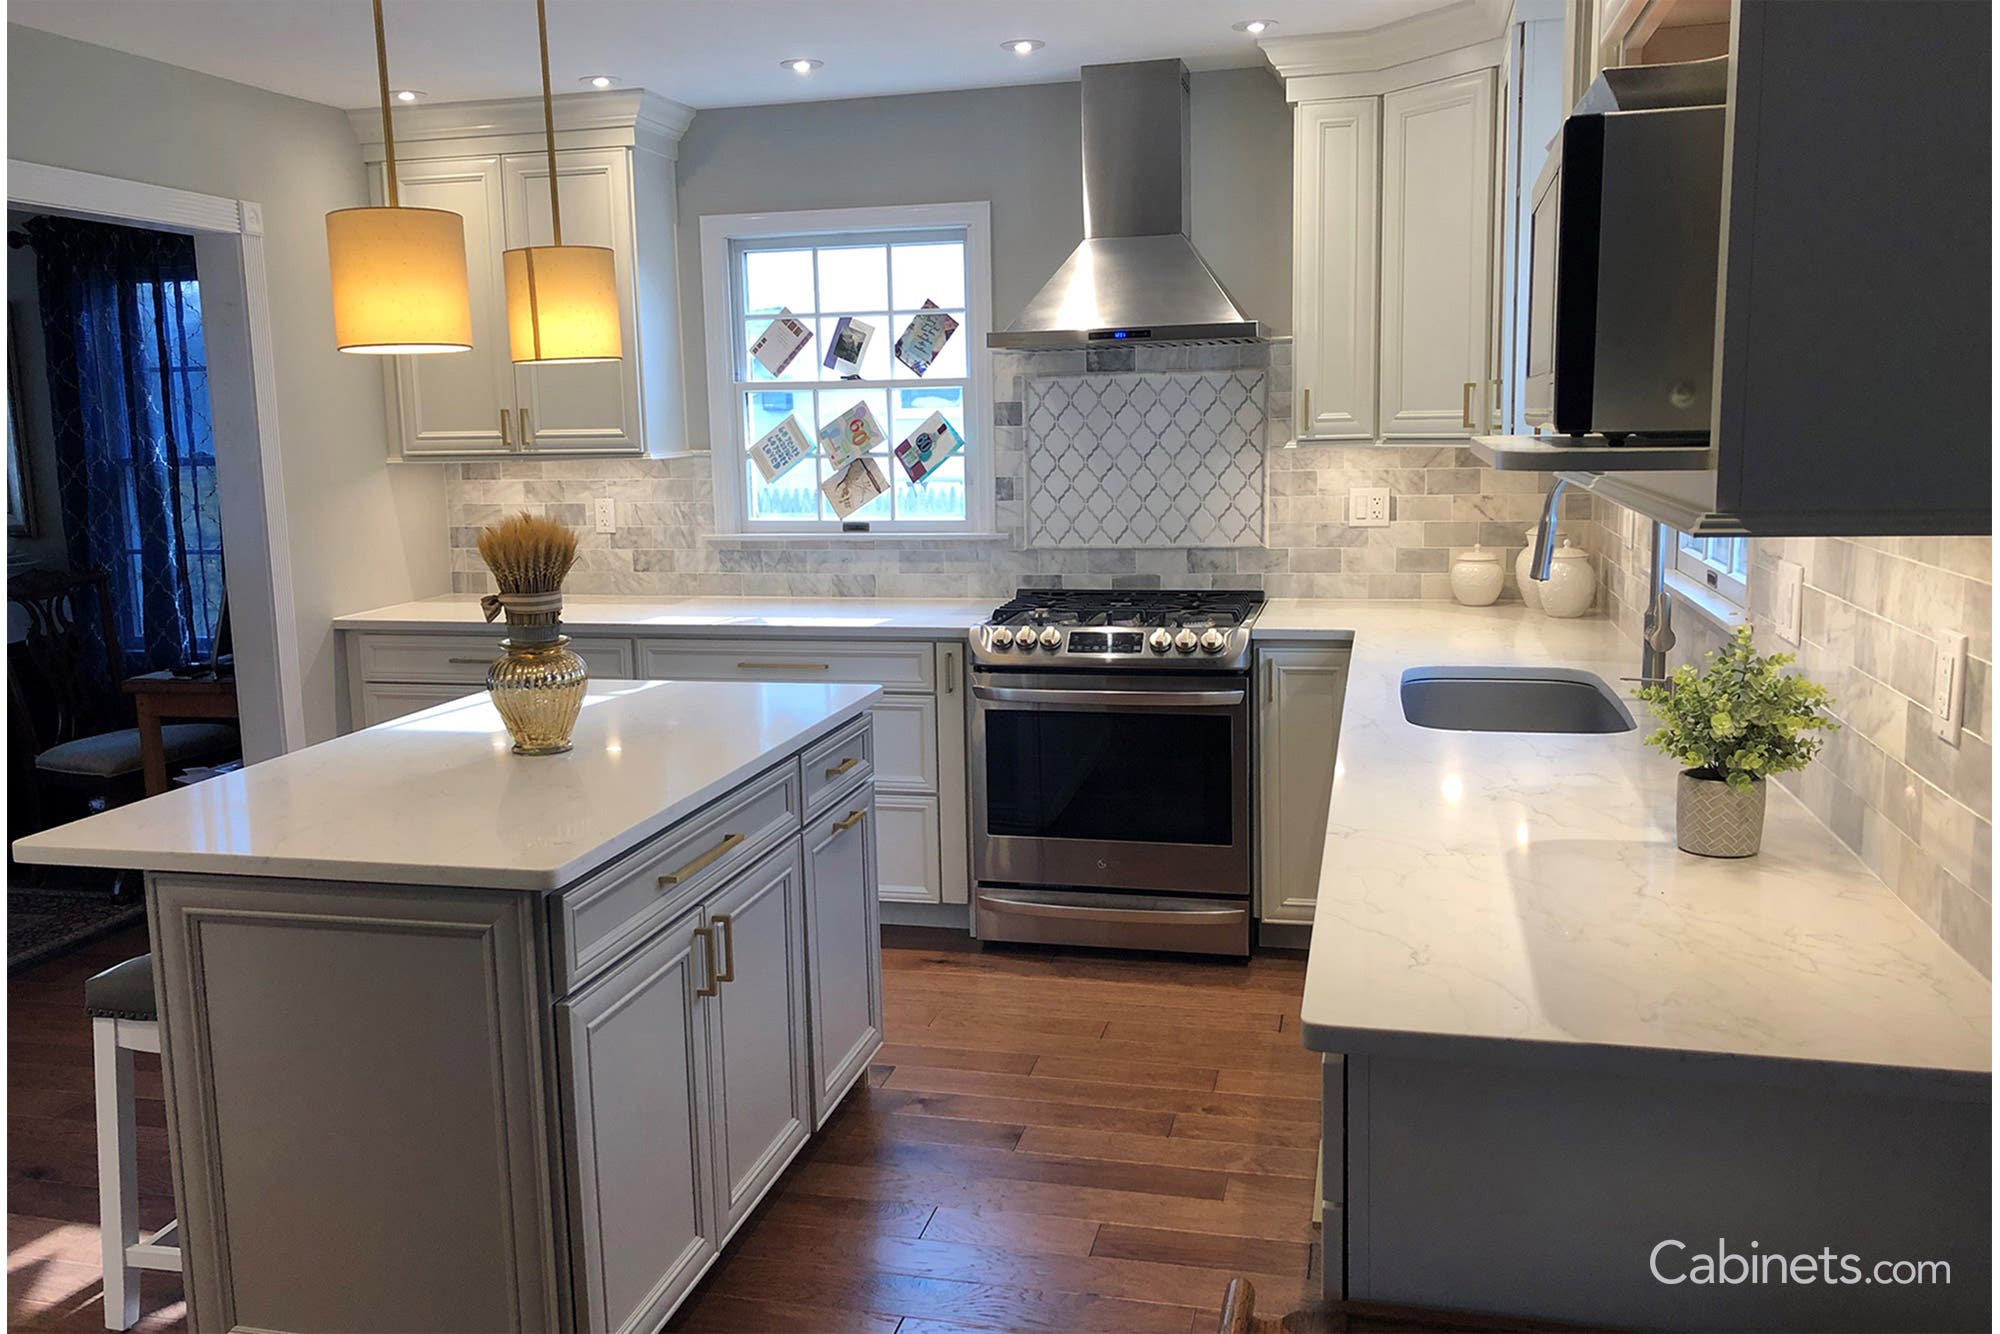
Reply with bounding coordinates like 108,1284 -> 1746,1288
1379,69 -> 1497,439
875,792 -> 943,904
357,682 -> 478,728
802,788 -> 883,1126
703,842 -> 812,1236
501,147 -> 642,453
557,911 -> 717,1334
1293,99 -> 1380,442
375,155 -> 515,456
1257,646 -> 1351,924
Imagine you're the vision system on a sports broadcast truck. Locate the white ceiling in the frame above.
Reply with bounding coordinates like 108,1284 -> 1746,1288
10,0 -> 1464,112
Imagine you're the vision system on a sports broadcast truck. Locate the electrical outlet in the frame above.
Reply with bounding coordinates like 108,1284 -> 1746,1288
1933,631 -> 1968,745
1772,558 -> 1804,645
1349,487 -> 1391,528
593,497 -> 617,535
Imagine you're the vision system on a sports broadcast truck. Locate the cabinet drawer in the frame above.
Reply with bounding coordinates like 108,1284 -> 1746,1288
867,695 -> 937,793
355,632 -> 636,684
639,639 -> 933,691
799,717 -> 874,821
552,759 -> 801,994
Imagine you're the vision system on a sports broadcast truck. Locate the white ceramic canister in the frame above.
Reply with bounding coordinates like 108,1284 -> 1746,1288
1538,538 -> 1595,618
1449,545 -> 1505,607
1515,526 -> 1543,611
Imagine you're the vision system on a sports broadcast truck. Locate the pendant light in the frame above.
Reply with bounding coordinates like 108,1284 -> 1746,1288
502,0 -> 623,364
325,0 -> 474,354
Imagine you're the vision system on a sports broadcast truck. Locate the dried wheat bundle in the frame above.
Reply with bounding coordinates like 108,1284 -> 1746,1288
477,512 -> 578,637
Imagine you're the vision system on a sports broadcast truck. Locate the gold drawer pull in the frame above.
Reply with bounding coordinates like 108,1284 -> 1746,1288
737,661 -> 830,671
693,926 -> 717,997
825,756 -> 860,779
711,912 -> 735,983
833,808 -> 866,833
1461,380 -> 1477,430
658,832 -> 745,886
447,656 -> 492,665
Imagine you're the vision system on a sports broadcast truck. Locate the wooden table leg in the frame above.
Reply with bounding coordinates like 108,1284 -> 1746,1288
135,698 -> 169,797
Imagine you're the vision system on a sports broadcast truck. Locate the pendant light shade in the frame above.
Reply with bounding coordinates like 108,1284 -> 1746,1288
504,245 -> 622,362
328,206 -> 474,354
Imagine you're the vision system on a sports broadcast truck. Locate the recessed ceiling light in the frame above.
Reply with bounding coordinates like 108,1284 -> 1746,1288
1004,39 -> 1045,55
394,88 -> 424,102
784,58 -> 823,75
579,74 -> 618,89
1233,18 -> 1277,34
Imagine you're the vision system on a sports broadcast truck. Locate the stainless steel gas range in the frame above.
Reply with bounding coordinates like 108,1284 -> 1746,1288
968,588 -> 1262,956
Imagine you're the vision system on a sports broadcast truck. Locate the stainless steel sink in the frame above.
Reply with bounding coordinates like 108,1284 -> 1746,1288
1400,667 -> 1636,734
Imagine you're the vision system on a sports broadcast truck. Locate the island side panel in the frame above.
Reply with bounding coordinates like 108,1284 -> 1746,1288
148,872 -> 562,1333
1346,1051 -> 1990,1332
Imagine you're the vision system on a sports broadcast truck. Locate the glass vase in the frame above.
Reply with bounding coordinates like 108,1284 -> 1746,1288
486,635 -> 588,756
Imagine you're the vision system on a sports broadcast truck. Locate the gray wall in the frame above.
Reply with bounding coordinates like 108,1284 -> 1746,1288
672,67 -> 1293,448
7,25 -> 451,743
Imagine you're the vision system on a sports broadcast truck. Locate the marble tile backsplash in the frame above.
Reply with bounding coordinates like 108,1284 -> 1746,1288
1591,497 -> 1993,976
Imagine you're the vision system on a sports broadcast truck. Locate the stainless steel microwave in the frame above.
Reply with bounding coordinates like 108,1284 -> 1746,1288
1523,58 -> 1728,442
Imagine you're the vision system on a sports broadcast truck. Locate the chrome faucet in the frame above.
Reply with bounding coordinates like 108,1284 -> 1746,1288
1641,521 -> 1676,685
1530,477 -> 1568,580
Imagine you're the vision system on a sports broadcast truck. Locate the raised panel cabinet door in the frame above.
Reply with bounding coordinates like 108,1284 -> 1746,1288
1380,68 -> 1497,439
501,147 -> 643,453
802,787 -> 884,1126
1257,646 -> 1352,924
557,911 -> 718,1334
874,792 -> 943,904
373,156 -> 515,456
703,842 -> 813,1236
358,682 -> 478,728
1293,98 -> 1380,441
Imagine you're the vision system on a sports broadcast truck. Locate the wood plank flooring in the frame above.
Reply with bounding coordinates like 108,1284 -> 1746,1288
7,923 -> 1482,1333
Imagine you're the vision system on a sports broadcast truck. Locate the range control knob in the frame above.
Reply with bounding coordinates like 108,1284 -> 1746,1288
1038,626 -> 1063,650
990,627 -> 1014,650
1147,628 -> 1174,654
1199,628 -> 1228,655
1172,628 -> 1199,654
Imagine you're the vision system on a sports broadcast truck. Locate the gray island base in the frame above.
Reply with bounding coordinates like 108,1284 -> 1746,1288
14,679 -> 889,1332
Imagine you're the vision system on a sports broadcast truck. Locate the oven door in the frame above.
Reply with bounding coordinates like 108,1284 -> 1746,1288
970,670 -> 1251,897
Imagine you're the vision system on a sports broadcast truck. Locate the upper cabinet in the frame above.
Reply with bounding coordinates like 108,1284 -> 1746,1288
1270,3 -> 1513,445
349,91 -> 693,460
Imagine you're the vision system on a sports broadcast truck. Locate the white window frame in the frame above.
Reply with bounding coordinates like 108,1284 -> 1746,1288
1674,531 -> 1749,607
699,201 -> 993,537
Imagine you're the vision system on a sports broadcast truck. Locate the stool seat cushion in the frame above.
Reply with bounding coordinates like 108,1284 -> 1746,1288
37,723 -> 238,780
85,955 -> 157,1021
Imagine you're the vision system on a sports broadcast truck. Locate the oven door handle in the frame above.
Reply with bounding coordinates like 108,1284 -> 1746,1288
971,685 -> 1245,708
977,891 -> 1246,926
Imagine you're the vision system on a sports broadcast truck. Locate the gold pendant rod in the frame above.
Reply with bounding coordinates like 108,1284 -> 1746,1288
371,0 -> 399,207
536,0 -> 562,246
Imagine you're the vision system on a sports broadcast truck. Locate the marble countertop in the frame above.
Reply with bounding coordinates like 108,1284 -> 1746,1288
334,594 -> 996,639
1290,602 -> 1990,1080
11,680 -> 880,891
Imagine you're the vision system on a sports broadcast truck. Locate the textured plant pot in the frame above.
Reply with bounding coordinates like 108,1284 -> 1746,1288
1676,770 -> 1766,858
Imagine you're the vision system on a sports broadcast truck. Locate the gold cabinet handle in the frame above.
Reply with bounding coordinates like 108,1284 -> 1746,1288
711,912 -> 735,983
833,808 -> 866,833
658,832 -> 744,886
737,661 -> 830,671
447,656 -> 491,665
824,755 -> 860,779
944,650 -> 956,693
693,925 -> 717,998
518,408 -> 532,450
1461,381 -> 1477,430
499,408 -> 513,451
1302,387 -> 1312,427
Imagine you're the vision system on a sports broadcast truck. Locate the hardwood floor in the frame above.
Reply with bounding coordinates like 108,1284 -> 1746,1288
6,923 -> 1480,1333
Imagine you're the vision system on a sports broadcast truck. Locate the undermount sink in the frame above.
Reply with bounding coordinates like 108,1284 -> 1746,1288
1400,666 -> 1636,735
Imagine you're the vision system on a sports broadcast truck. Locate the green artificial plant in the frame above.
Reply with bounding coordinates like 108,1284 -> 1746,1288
1636,624 -> 1839,792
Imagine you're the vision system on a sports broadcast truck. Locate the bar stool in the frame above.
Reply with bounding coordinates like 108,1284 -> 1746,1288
87,955 -> 181,1330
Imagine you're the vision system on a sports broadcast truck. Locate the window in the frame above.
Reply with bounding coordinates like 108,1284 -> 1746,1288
1675,532 -> 1748,607
130,277 -> 225,653
701,204 -> 991,535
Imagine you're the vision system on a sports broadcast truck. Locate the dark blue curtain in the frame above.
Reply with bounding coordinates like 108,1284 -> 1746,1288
29,216 -> 221,675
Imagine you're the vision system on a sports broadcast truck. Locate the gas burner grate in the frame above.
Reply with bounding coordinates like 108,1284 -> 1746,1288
988,587 -> 1266,629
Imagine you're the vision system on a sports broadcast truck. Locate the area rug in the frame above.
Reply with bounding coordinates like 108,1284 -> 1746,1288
8,882 -> 144,973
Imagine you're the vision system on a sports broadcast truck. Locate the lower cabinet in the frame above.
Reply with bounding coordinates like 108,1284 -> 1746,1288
803,786 -> 883,1125
1257,643 -> 1354,926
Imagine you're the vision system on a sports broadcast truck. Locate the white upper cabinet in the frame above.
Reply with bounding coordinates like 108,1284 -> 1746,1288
350,91 -> 692,459
1292,98 -> 1380,442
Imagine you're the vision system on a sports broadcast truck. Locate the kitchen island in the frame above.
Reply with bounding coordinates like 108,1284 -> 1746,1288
13,678 -> 888,1333
1264,602 -> 1991,1332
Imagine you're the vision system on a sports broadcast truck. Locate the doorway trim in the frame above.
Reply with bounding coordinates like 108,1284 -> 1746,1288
9,159 -> 303,758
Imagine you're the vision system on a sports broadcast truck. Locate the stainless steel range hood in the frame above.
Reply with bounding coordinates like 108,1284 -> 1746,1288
989,59 -> 1267,349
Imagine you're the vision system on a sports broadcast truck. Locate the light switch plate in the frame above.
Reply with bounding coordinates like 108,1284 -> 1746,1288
1933,631 -> 1968,745
593,498 -> 617,535
1349,487 -> 1391,528
1772,558 -> 1804,645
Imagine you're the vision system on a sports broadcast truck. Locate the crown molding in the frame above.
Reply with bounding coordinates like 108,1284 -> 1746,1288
347,88 -> 695,161
1259,0 -> 1514,80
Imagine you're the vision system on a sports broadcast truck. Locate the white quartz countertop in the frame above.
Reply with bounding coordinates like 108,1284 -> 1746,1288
334,594 -> 996,639
11,679 -> 880,891
1284,601 -> 1990,1080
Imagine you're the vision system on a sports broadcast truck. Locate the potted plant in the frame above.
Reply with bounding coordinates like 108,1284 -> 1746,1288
1635,625 -> 1839,858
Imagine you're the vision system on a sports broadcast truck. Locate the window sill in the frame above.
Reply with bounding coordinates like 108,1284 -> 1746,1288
704,531 -> 1011,545
1665,570 -> 1748,633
